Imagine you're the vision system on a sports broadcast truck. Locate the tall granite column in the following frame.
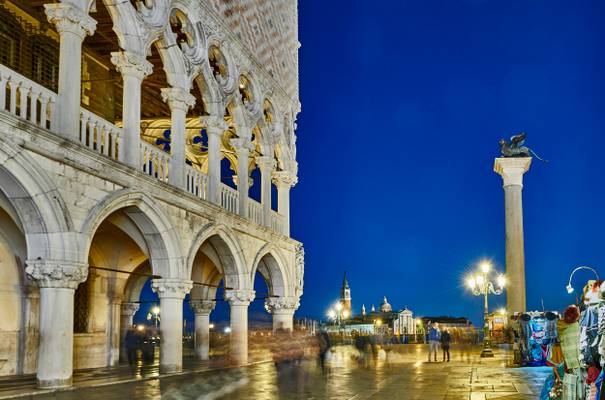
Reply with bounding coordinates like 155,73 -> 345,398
494,157 -> 532,314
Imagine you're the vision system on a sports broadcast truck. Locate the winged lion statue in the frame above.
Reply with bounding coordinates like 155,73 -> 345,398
499,133 -> 547,162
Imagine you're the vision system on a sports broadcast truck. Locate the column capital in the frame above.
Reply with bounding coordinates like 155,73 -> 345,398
120,302 -> 140,317
224,289 -> 255,306
151,279 -> 192,300
265,296 -> 299,314
161,87 -> 196,112
190,300 -> 216,315
494,157 -> 532,187
230,137 -> 254,154
255,156 -> 276,172
272,170 -> 298,187
201,115 -> 228,135
111,51 -> 153,81
44,3 -> 97,39
25,260 -> 88,289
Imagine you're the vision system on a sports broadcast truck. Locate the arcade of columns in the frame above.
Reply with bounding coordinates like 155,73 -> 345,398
0,0 -> 302,390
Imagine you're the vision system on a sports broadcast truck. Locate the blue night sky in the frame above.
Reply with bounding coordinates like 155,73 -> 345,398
291,0 -> 605,325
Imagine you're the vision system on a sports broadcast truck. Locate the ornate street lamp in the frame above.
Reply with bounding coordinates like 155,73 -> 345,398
466,261 -> 505,358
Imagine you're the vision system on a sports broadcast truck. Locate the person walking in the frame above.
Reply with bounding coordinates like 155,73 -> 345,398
428,322 -> 441,362
124,324 -> 141,367
440,328 -> 452,362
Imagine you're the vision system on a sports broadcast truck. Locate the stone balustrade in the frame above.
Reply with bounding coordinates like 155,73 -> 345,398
220,183 -> 239,214
248,199 -> 263,225
79,109 -> 121,161
140,140 -> 170,182
0,65 -> 56,131
185,164 -> 209,199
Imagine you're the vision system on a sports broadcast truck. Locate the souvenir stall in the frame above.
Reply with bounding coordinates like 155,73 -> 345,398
540,279 -> 605,400
516,311 -> 559,367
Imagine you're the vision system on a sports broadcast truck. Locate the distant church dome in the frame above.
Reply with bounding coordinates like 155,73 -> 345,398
380,296 -> 392,313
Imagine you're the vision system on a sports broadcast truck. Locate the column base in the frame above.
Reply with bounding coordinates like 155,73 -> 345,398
37,377 -> 72,389
160,364 -> 182,374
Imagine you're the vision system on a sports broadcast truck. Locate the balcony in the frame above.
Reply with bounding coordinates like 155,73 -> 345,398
0,64 -> 287,236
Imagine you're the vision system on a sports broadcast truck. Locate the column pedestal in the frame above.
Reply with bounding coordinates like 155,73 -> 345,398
44,3 -> 96,139
162,87 -> 195,189
111,52 -> 152,168
494,157 -> 532,314
190,300 -> 215,360
225,290 -> 255,365
152,279 -> 192,373
25,261 -> 87,388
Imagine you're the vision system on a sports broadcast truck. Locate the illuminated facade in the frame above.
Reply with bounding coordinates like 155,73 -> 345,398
0,0 -> 302,389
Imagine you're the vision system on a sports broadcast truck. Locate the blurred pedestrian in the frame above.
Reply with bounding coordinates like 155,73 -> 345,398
317,331 -> 331,373
125,324 -> 141,366
427,322 -> 441,362
440,328 -> 451,362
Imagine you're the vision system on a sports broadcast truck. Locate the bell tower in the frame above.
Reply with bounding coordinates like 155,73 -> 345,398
340,271 -> 351,315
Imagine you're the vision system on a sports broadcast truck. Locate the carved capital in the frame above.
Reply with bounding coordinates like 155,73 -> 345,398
255,156 -> 276,172
230,138 -> 254,154
44,3 -> 97,39
272,171 -> 298,187
111,51 -> 153,81
200,115 -> 228,136
25,260 -> 88,289
120,302 -> 140,317
265,296 -> 299,314
151,279 -> 192,299
224,289 -> 255,306
190,300 -> 215,315
161,87 -> 196,112
494,157 -> 532,187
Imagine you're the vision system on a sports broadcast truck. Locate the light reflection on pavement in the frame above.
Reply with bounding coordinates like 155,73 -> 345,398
17,345 -> 551,400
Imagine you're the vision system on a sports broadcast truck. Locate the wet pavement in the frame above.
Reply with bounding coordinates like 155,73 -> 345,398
5,345 -> 550,400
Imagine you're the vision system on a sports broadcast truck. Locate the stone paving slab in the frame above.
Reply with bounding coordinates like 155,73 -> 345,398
0,345 -> 552,400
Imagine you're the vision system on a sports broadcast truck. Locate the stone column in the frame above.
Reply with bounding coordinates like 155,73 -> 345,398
111,51 -> 153,168
119,302 -> 140,363
189,300 -> 215,360
25,261 -> 87,388
230,138 -> 254,218
272,171 -> 297,236
266,297 -> 298,332
201,116 -> 228,204
255,156 -> 275,227
151,279 -> 192,373
494,157 -> 532,314
107,297 -> 122,366
161,87 -> 195,189
44,3 -> 96,139
224,289 -> 255,365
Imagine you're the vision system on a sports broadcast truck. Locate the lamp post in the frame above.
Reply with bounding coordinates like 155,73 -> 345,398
151,305 -> 160,328
566,266 -> 599,294
466,261 -> 505,358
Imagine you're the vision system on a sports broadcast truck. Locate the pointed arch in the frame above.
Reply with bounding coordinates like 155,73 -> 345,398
186,223 -> 248,291
0,138 -> 75,262
79,189 -> 184,279
251,243 -> 290,297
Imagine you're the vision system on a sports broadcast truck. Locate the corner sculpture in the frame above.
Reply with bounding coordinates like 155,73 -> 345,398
499,133 -> 548,162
